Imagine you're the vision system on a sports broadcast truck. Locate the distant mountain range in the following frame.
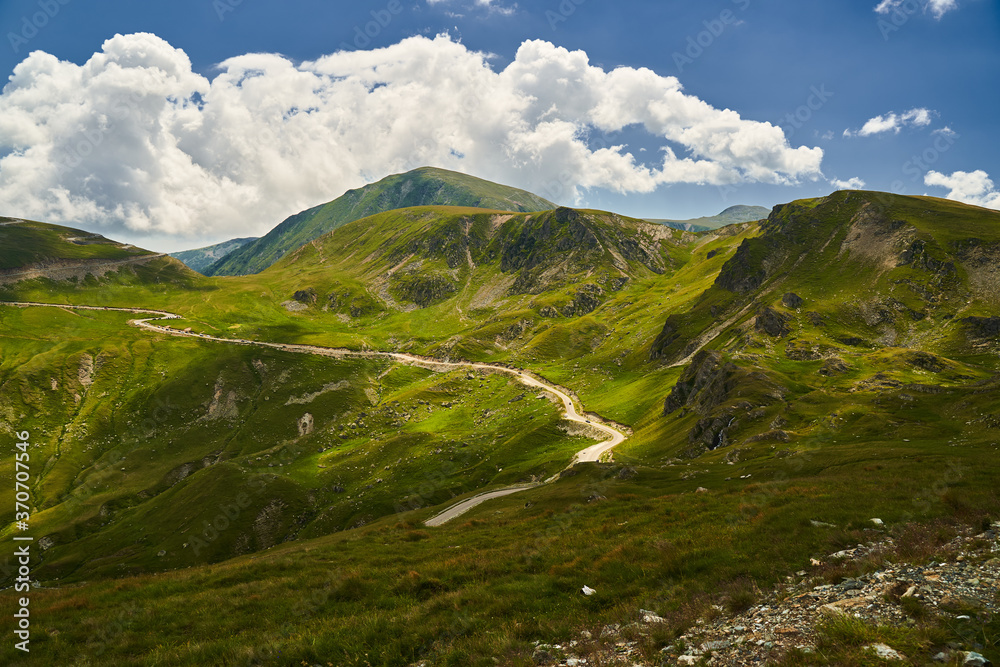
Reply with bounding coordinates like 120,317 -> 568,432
203,166 -> 556,276
646,204 -> 771,232
169,237 -> 258,274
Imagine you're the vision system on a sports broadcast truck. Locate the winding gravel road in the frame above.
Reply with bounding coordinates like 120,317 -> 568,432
1,301 -> 628,526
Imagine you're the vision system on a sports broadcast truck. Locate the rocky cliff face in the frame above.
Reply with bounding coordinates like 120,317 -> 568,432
663,350 -> 782,456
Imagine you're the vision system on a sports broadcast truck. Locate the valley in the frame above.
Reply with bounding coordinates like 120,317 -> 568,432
0,175 -> 998,666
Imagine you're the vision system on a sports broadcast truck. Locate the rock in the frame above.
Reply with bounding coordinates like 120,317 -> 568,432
810,520 -> 836,528
696,487 -> 709,493
819,357 -> 851,376
297,413 -> 314,436
871,518 -> 884,526
581,585 -> 596,596
616,466 -> 637,480
703,640 -> 731,651
677,657 -> 698,666
754,306 -> 792,337
281,300 -> 308,312
539,305 -> 560,318
782,292 -> 804,309
293,288 -> 317,304
963,652 -> 992,667
865,643 -> 903,660
532,649 -> 555,665
609,276 -> 629,291
964,316 -> 1000,339
819,597 -> 874,616
394,274 -> 457,307
157,550 -> 166,557
934,652 -> 951,663
560,284 -> 605,317
640,609 -> 666,623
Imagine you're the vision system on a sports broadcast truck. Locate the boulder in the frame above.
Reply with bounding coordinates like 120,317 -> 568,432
755,306 -> 792,337
782,292 -> 804,309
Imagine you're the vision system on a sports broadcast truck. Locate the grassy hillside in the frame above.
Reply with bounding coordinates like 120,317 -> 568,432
0,217 -> 201,290
169,237 -> 258,274
205,167 -> 556,276
0,218 -> 153,270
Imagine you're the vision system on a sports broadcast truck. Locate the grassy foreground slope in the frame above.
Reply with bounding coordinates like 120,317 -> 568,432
205,167 -> 556,276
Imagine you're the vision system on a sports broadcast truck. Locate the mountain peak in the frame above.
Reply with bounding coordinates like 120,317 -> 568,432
205,167 -> 555,276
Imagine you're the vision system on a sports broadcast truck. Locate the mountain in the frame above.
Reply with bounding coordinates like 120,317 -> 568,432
646,204 -> 771,232
204,166 -> 557,276
2,190 -> 998,667
0,217 -> 195,287
169,237 -> 258,274
651,190 -> 1000,456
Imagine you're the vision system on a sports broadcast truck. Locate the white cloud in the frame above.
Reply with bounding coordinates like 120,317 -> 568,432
901,108 -> 932,127
427,0 -> 517,15
875,0 -> 958,19
0,33 -> 823,242
831,177 -> 866,190
852,107 -> 936,136
858,113 -> 901,136
924,170 -> 1000,210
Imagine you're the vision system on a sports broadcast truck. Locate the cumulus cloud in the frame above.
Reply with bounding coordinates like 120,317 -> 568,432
848,107 -> 935,136
0,33 -> 823,242
830,177 -> 866,190
875,0 -> 958,19
924,170 -> 1000,210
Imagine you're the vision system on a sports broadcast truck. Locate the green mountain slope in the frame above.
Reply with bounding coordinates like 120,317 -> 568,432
649,190 -> 1000,457
169,237 -> 258,274
646,204 -> 771,232
0,217 -> 197,287
205,167 -> 556,276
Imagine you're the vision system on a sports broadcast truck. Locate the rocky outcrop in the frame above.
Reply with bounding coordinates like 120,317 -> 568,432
898,238 -> 957,275
609,276 -> 629,291
539,305 -> 560,318
715,239 -> 770,294
965,316 -> 1000,339
689,413 -> 738,450
561,284 -> 604,317
664,350 -> 782,455
393,274 -> 457,307
664,351 -> 739,416
755,307 -> 792,337
649,314 -> 685,361
293,288 -> 317,304
665,524 -> 1000,666
782,292 -> 804,309
818,357 -> 850,376
544,522 -> 999,667
904,351 -> 946,373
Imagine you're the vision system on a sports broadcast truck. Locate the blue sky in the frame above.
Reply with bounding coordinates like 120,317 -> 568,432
0,0 -> 997,250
